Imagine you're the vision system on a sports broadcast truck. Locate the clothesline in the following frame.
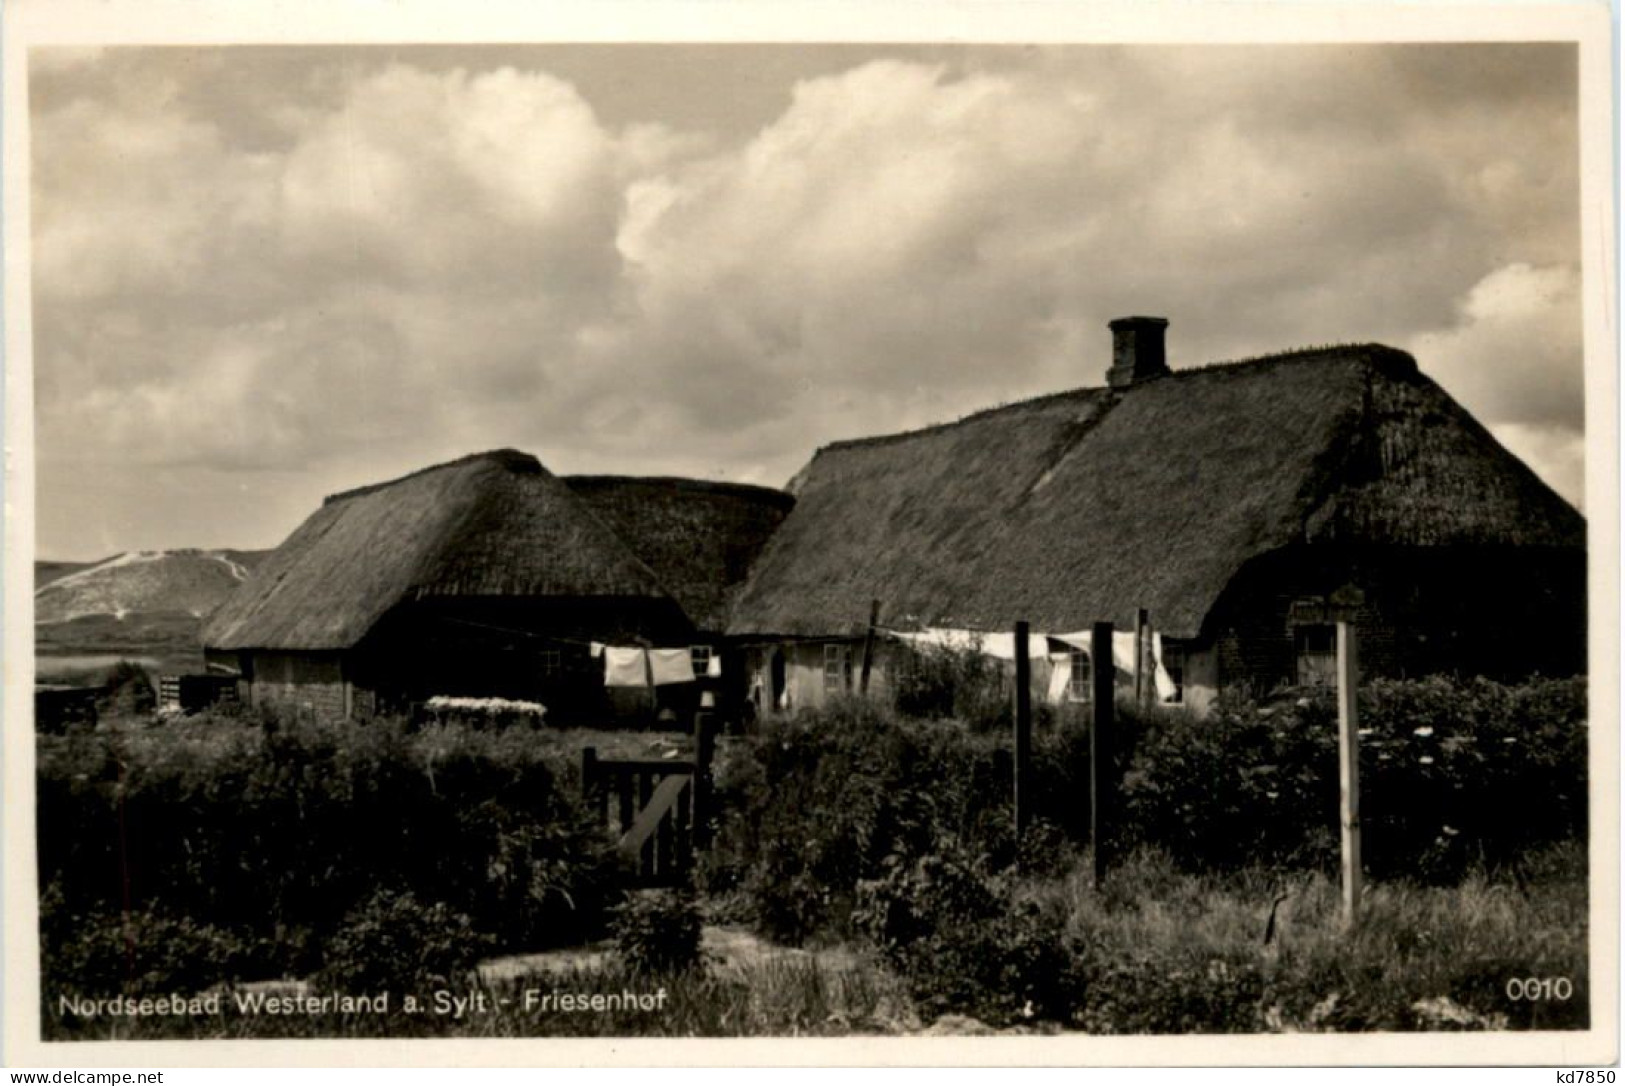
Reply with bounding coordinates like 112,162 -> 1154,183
431,616 -> 716,689
877,624 -> 1179,703
598,644 -> 723,688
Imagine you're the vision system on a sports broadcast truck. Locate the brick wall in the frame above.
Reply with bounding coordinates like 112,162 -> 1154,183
248,651 -> 348,720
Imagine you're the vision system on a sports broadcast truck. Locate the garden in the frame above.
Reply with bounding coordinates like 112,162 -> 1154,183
35,663 -> 1589,1038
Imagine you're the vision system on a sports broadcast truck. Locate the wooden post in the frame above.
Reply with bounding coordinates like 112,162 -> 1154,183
1012,621 -> 1033,854
692,710 -> 716,850
1337,620 -> 1362,928
1134,608 -> 1149,709
581,746 -> 603,831
1091,621 -> 1115,887
859,599 -> 881,696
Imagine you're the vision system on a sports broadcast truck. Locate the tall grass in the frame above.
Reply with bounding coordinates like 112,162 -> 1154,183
1031,844 -> 1588,1032
43,845 -> 1586,1038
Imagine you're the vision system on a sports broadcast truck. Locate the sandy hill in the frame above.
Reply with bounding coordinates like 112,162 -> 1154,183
34,549 -> 268,624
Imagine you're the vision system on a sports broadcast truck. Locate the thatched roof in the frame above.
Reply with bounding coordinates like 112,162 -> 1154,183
205,450 -> 673,651
727,345 -> 1584,640
564,476 -> 793,632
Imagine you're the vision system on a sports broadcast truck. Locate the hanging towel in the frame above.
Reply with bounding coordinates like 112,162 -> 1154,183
1112,630 -> 1139,673
604,647 -> 650,688
649,648 -> 696,686
1152,632 -> 1179,702
706,653 -> 723,679
589,642 -> 606,658
1046,656 -> 1073,705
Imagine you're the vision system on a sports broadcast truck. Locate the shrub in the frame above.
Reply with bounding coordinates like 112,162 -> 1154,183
702,699 -> 1026,943
612,889 -> 704,975
1079,949 -> 1266,1033
1116,676 -> 1587,881
36,712 -> 618,985
314,890 -> 494,993
854,842 -> 1087,1026
99,660 -> 156,718
891,642 -> 1053,735
40,881 -> 271,1000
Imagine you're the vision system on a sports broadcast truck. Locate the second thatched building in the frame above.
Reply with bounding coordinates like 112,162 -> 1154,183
203,449 -> 790,721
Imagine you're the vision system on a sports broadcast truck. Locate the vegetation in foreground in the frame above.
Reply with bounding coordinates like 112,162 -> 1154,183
44,843 -> 1586,1039
37,669 -> 1588,1038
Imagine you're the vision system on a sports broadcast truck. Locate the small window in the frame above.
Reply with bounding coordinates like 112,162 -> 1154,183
1068,651 -> 1092,702
824,644 -> 848,693
1295,625 -> 1337,686
539,649 -> 563,677
690,645 -> 713,679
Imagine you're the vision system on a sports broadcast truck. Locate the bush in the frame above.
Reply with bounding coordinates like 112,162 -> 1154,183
1116,676 -> 1588,881
1079,949 -> 1266,1033
612,889 -> 704,975
891,642 -> 1054,735
36,712 -> 619,985
701,698 -> 1029,943
40,881 -> 272,999
99,660 -> 156,717
313,890 -> 493,993
854,842 -> 1087,1026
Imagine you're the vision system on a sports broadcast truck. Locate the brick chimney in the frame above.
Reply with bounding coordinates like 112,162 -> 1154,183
1107,316 -> 1170,388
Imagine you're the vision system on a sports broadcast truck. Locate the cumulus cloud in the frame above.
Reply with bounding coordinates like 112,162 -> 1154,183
28,44 -> 1585,555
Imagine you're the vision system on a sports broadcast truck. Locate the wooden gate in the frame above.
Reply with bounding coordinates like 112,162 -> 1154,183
581,717 -> 715,887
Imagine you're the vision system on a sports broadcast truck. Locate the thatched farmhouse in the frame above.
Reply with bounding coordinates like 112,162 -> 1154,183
726,318 -> 1586,715
203,450 -> 789,720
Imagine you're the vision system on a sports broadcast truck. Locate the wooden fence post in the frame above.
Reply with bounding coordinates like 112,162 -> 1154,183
859,599 -> 882,696
1091,621 -> 1115,887
1337,620 -> 1362,928
1134,607 -> 1150,709
692,711 -> 716,850
1013,620 -> 1032,856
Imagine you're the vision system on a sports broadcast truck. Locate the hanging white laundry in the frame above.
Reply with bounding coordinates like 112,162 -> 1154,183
1152,632 -> 1179,702
1112,630 -> 1139,673
1045,655 -> 1073,704
589,642 -> 606,658
649,648 -> 696,686
604,647 -> 650,688
886,627 -> 1047,662
706,653 -> 723,679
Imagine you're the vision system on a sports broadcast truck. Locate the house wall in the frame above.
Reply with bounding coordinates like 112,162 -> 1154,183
244,651 -> 349,719
743,639 -> 895,717
1198,543 -> 1586,699
349,596 -> 696,724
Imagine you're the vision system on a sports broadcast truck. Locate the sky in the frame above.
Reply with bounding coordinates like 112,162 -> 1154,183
28,43 -> 1585,560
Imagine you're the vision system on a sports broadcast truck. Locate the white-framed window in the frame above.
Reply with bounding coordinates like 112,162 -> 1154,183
1295,625 -> 1337,687
1068,651 -> 1092,702
690,645 -> 713,679
824,644 -> 848,693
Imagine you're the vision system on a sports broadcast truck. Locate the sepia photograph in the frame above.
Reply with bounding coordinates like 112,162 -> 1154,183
2,0 -> 1616,1068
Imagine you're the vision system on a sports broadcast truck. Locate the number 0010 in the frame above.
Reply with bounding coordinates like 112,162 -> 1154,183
1506,977 -> 1574,1001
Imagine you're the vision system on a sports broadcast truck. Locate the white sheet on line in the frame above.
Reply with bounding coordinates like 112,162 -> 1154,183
883,623 -> 1181,704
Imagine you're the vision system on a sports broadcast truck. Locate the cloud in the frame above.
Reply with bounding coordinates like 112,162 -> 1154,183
1408,262 -> 1583,432
1405,262 -> 1584,509
29,45 -> 1584,555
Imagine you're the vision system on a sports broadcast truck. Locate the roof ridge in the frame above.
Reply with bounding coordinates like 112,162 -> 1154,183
816,387 -> 1109,456
809,343 -> 1415,460
324,448 -> 542,506
564,474 -> 795,507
